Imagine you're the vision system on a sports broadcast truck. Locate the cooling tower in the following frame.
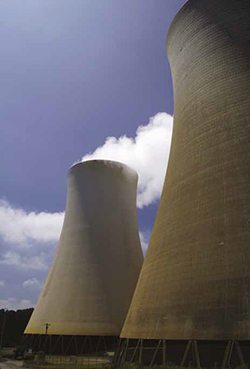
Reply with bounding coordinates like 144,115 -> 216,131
117,0 -> 250,367
24,160 -> 143,354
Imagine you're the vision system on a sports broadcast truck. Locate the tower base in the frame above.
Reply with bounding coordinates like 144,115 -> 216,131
23,334 -> 118,355
114,339 -> 250,368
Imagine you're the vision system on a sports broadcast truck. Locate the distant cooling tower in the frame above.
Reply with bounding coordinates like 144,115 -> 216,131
117,0 -> 250,367
24,160 -> 143,354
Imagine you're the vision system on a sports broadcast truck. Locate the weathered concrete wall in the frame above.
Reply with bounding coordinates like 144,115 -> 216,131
122,0 -> 250,340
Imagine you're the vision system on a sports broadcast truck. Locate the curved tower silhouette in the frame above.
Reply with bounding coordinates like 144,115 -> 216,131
25,160 -> 143,354
117,0 -> 250,367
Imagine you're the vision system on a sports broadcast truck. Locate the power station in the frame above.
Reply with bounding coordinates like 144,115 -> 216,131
24,160 -> 143,354
116,0 -> 250,367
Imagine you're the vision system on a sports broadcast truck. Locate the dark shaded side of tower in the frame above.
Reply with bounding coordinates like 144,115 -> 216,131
117,0 -> 250,367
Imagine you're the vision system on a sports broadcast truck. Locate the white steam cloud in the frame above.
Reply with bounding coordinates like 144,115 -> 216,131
81,112 -> 173,208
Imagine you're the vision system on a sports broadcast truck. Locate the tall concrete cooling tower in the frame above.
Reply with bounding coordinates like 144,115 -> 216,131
24,160 -> 143,355
116,0 -> 250,367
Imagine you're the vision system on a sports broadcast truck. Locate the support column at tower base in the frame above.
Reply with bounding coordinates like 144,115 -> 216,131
114,339 -> 250,368
23,334 -> 118,356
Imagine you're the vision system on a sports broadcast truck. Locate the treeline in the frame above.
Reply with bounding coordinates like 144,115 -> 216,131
0,308 -> 33,347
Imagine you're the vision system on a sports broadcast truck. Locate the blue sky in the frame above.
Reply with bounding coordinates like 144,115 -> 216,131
0,0 -> 186,309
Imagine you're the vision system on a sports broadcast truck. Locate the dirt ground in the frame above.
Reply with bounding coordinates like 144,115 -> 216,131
0,360 -> 23,369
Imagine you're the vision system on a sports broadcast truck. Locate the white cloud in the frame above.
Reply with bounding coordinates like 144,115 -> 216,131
0,280 -> 5,287
0,251 -> 49,271
0,200 -> 64,245
22,278 -> 42,289
139,231 -> 150,256
80,112 -> 173,208
0,298 -> 32,310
